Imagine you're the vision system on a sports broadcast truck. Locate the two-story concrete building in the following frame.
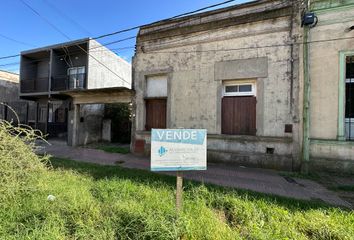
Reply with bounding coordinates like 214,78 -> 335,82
132,0 -> 302,171
20,38 -> 132,145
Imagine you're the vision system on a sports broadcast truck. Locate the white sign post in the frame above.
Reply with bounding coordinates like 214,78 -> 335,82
151,129 -> 207,212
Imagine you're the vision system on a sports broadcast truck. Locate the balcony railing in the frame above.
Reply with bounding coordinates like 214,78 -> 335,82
51,75 -> 68,91
51,73 -> 86,91
20,77 -> 49,93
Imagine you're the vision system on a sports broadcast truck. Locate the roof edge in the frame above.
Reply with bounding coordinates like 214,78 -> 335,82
21,37 -> 91,55
139,0 -> 273,30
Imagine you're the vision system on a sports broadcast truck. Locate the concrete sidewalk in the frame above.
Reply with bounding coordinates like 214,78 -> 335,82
38,140 -> 352,208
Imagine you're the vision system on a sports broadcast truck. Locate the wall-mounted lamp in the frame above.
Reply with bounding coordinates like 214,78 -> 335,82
301,12 -> 318,28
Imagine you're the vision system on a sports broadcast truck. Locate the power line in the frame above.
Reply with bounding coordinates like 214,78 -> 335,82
100,36 -> 136,48
42,0 -> 92,36
137,0 -> 296,45
1,0 -> 290,60
19,0 -> 131,86
0,54 -> 20,60
94,0 -> 294,44
19,0 -> 71,40
169,0 -> 237,19
134,36 -> 354,54
93,0 -> 239,40
0,62 -> 19,67
0,45 -> 135,67
0,34 -> 135,60
0,33 -> 36,47
3,33 -> 354,66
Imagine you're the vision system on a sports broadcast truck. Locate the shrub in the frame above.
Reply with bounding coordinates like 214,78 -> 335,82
0,119 -> 48,202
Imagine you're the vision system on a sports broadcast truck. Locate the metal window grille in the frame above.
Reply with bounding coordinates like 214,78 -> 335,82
345,56 -> 354,141
68,67 -> 85,89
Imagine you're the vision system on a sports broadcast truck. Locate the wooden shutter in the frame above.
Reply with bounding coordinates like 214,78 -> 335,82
222,96 -> 256,135
145,99 -> 167,130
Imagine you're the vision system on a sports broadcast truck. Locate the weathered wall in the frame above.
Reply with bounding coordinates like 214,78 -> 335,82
0,71 -> 37,124
0,71 -> 19,101
87,39 -> 132,89
68,103 -> 105,146
0,79 -> 19,102
102,119 -> 111,142
132,1 -> 301,170
0,77 -> 20,120
304,2 -> 354,172
78,104 -> 104,145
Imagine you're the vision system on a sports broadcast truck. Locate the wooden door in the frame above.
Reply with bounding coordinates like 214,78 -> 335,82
145,99 -> 167,130
222,96 -> 256,135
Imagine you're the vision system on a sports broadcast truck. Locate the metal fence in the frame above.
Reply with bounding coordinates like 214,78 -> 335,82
0,101 -> 36,126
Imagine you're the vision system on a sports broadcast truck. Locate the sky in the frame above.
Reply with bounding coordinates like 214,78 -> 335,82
0,0 -> 250,73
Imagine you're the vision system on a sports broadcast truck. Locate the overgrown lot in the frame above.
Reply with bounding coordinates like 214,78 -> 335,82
1,122 -> 354,239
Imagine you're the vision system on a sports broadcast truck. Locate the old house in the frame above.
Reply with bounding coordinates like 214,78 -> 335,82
301,0 -> 354,173
20,38 -> 132,146
132,0 -> 302,171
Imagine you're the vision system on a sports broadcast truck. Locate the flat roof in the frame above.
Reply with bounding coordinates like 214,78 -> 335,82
21,38 -> 90,55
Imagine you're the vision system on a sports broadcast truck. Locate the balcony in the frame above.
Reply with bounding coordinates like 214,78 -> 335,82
20,50 -> 50,94
51,75 -> 68,91
51,73 -> 86,91
20,77 -> 49,93
20,43 -> 88,95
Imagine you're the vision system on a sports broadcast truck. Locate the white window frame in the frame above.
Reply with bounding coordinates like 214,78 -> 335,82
222,80 -> 257,97
68,66 -> 85,89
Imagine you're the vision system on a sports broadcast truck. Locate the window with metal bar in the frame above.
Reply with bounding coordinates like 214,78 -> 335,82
68,66 -> 85,89
345,56 -> 354,140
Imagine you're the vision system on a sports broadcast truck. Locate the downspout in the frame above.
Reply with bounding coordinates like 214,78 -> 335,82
302,0 -> 311,174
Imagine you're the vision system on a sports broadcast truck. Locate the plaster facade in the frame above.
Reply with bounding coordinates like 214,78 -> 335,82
132,0 -> 301,170
0,70 -> 36,124
0,71 -> 19,102
302,0 -> 354,173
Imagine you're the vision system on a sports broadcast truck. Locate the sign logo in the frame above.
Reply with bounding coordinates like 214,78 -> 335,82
158,146 -> 167,157
151,129 -> 207,172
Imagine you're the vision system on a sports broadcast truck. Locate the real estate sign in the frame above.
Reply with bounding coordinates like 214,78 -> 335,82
151,129 -> 207,171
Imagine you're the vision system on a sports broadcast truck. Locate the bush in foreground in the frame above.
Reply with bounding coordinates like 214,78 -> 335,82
0,120 -> 47,202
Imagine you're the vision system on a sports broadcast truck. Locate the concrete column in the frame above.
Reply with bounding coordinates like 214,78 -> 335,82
102,119 -> 111,142
72,104 -> 80,147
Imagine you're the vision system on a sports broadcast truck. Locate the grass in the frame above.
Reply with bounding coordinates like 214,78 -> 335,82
2,156 -> 353,240
96,145 -> 130,154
